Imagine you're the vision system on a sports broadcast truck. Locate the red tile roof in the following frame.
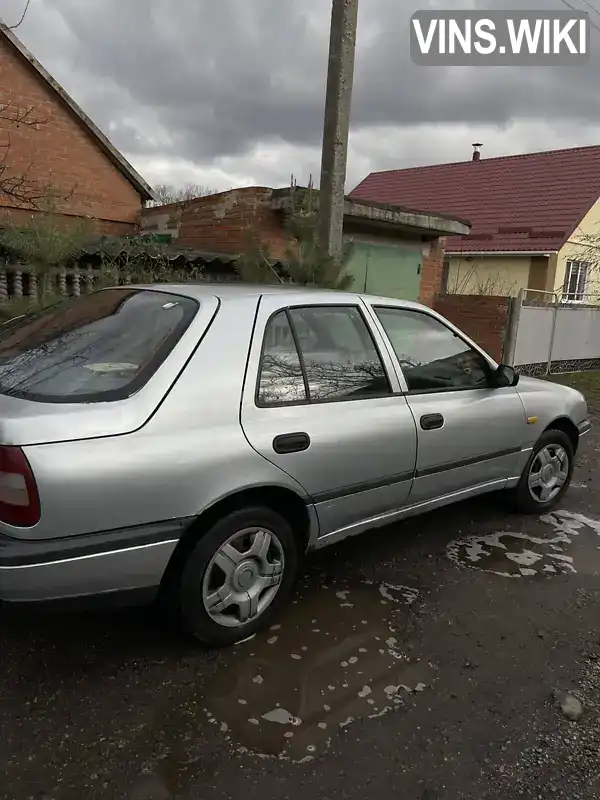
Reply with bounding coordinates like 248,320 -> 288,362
350,145 -> 600,254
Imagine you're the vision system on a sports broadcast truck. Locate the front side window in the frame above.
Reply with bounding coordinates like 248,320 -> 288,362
0,288 -> 198,403
374,307 -> 492,392
257,305 -> 391,406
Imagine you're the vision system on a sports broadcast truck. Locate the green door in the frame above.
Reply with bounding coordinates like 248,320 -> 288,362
344,242 -> 421,301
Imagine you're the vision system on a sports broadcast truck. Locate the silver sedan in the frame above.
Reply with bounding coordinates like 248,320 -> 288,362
0,284 -> 590,646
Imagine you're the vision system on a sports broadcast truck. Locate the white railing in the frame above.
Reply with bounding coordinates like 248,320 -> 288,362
0,262 -> 102,303
0,260 -> 254,306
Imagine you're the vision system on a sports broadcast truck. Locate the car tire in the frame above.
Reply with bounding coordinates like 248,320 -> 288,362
177,506 -> 298,647
511,429 -> 574,514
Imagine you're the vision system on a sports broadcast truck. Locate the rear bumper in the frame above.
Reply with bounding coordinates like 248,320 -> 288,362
0,518 -> 191,604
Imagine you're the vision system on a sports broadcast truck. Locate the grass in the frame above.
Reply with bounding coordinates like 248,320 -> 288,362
546,370 -> 600,409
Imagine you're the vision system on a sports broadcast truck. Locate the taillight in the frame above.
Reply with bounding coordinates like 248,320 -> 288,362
0,446 -> 40,527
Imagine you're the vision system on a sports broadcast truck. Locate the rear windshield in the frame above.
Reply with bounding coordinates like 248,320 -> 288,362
0,288 -> 198,403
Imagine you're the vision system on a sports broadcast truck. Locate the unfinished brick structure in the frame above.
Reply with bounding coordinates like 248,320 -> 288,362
0,25 -> 154,234
141,187 -> 469,306
180,187 -> 286,257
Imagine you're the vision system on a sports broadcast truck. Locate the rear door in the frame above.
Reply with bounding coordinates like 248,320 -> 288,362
240,294 -> 418,540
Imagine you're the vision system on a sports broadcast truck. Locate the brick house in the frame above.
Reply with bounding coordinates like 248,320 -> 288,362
140,186 -> 470,306
0,23 -> 155,235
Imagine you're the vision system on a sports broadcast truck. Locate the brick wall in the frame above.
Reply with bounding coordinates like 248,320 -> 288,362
432,294 -> 510,362
419,238 -> 446,307
0,206 -> 134,237
0,36 -> 143,231
176,187 -> 288,257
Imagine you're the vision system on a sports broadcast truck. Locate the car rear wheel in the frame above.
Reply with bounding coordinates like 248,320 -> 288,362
511,429 -> 574,514
178,506 -> 298,647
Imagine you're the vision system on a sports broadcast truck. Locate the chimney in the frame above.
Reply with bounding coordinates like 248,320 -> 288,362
472,142 -> 483,161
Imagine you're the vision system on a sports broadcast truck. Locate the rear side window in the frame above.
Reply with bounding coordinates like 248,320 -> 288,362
0,289 -> 198,403
257,310 -> 308,406
257,305 -> 391,406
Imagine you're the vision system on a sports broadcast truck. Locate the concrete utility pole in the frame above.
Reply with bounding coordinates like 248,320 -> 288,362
317,0 -> 359,266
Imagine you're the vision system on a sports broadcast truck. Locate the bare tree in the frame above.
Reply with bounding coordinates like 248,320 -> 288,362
0,97 -> 77,211
0,101 -> 55,208
259,353 -> 388,405
446,259 -> 519,296
563,225 -> 600,300
1,6 -> 78,209
144,183 -> 218,208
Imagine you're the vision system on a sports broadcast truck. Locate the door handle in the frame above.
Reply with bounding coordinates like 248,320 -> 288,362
273,432 -> 311,454
420,413 -> 444,430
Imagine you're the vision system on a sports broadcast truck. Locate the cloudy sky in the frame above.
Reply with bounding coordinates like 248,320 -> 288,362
1,0 -> 600,194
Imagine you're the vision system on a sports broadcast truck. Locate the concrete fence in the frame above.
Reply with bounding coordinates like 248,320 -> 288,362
507,289 -> 600,376
437,289 -> 600,376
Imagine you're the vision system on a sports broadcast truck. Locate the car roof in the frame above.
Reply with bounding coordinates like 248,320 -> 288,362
125,282 -> 428,312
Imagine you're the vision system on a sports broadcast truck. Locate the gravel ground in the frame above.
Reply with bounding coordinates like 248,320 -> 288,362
1,374 -> 599,800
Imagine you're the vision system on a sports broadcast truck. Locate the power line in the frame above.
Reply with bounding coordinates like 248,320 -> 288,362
579,0 -> 600,22
558,0 -> 600,33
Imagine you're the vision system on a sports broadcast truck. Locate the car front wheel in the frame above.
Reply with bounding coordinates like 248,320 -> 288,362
178,506 -> 298,647
512,429 -> 574,514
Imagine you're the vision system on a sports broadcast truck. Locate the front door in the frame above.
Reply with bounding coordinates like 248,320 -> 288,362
368,303 -> 528,504
240,294 -> 418,539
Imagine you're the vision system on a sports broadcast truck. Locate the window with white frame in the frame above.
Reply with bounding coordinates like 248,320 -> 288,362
562,260 -> 590,303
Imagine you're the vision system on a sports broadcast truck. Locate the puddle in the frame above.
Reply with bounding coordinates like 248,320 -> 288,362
447,510 -> 600,578
202,581 -> 432,762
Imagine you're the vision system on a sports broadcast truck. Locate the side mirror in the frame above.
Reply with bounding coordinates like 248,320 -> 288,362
495,363 -> 519,388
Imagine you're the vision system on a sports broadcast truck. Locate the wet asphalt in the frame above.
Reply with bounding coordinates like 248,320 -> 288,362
2,410 -> 600,799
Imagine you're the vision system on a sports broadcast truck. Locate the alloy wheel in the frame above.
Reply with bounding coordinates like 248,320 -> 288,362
201,527 -> 285,628
527,444 -> 570,504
